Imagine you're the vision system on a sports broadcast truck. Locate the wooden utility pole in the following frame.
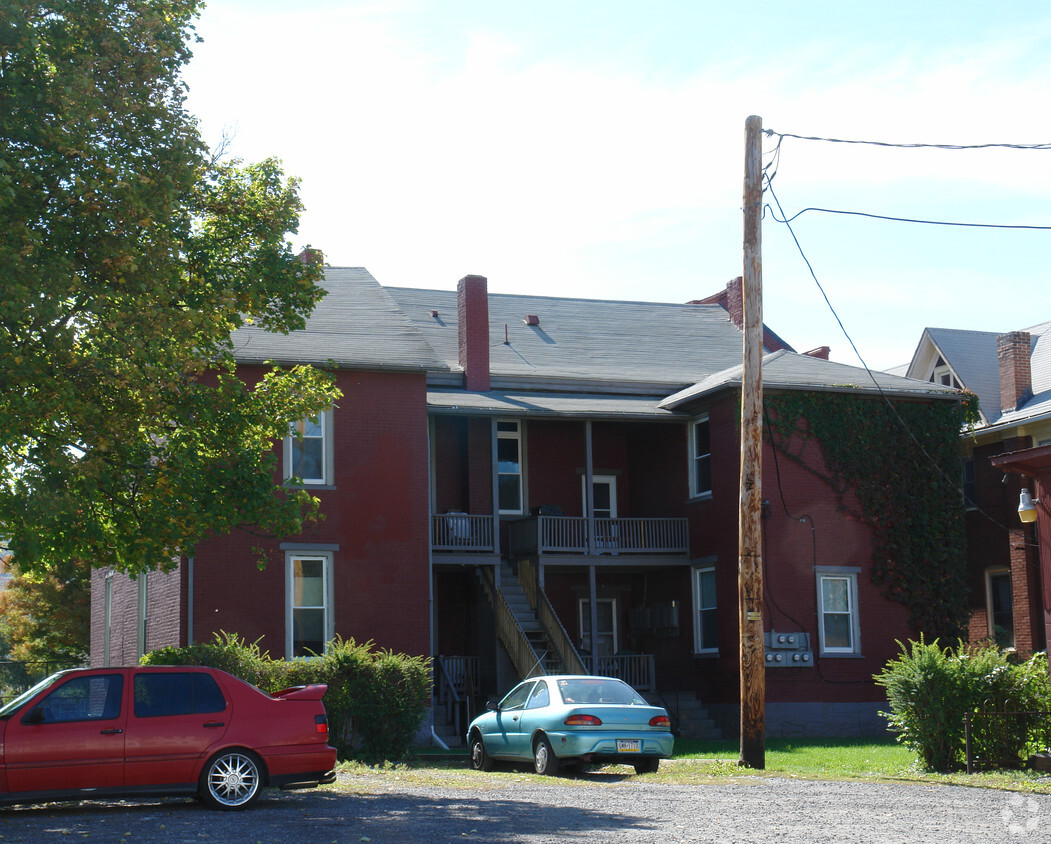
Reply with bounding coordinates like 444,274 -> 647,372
739,114 -> 766,769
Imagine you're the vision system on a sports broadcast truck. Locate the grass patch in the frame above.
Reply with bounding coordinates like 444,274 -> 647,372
395,736 -> 1051,793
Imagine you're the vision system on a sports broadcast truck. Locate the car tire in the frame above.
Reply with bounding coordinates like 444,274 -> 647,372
533,734 -> 560,776
199,749 -> 263,810
633,758 -> 660,774
469,733 -> 494,772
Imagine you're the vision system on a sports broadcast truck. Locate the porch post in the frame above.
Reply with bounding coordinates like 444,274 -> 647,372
491,417 -> 501,586
586,421 -> 598,668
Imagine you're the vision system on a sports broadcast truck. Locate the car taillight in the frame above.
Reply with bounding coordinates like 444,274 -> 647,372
564,714 -> 602,726
649,715 -> 671,728
316,714 -> 329,735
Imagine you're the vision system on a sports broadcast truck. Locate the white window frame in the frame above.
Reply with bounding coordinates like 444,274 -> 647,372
497,419 -> 524,515
285,551 -> 334,659
582,474 -> 618,519
136,573 -> 148,659
693,565 -> 718,654
103,571 -> 113,667
689,414 -> 712,499
578,597 -> 618,658
815,567 -> 861,656
930,362 -> 959,389
985,568 -> 1014,649
284,409 -> 334,486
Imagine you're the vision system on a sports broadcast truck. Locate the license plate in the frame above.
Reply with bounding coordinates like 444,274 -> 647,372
616,739 -> 641,753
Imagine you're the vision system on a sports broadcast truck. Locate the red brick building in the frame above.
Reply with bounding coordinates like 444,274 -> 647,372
93,268 -> 964,738
899,323 -> 1051,656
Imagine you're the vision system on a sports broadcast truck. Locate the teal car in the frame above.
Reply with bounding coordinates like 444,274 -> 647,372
467,675 -> 673,775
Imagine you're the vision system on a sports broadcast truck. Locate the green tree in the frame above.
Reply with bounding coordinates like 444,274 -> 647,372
0,555 -> 90,664
0,1 -> 340,577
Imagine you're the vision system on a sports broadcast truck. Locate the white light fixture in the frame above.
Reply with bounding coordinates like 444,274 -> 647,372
1019,489 -> 1039,524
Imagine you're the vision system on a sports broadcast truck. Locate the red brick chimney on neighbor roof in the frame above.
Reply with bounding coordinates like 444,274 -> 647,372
692,277 -> 744,329
998,330 -> 1033,413
457,275 -> 490,392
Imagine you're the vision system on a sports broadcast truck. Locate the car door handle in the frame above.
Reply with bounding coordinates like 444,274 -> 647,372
203,721 -> 225,728
100,728 -> 124,734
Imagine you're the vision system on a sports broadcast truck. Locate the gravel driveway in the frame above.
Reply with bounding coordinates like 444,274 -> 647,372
0,768 -> 1048,843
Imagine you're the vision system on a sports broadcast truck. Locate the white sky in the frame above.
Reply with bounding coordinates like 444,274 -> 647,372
183,0 -> 1051,371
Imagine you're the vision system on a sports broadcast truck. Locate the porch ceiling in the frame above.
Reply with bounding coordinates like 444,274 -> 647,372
426,390 -> 689,420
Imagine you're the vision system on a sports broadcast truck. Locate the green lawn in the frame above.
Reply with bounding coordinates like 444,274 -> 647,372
411,736 -> 1051,793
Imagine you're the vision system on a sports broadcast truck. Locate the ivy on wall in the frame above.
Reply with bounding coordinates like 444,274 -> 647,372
764,391 -> 978,641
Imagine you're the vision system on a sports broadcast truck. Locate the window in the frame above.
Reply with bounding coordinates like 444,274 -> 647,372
930,359 -> 960,389
28,674 -> 123,724
287,553 -> 333,658
962,458 -> 977,509
103,572 -> 113,667
986,569 -> 1014,649
693,566 -> 718,653
285,410 -> 333,485
498,680 -> 535,711
497,420 -> 523,514
526,681 -> 550,709
136,573 -> 148,659
134,672 -> 226,718
579,598 -> 617,658
689,415 -> 712,498
816,569 -> 861,655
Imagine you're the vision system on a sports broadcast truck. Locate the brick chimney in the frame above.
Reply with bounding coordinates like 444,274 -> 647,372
691,277 -> 744,329
998,331 -> 1032,413
457,275 -> 490,392
296,246 -> 323,265
803,346 -> 831,360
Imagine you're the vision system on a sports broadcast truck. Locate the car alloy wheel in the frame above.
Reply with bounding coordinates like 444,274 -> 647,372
533,735 -> 560,776
470,734 -> 494,772
201,749 -> 262,810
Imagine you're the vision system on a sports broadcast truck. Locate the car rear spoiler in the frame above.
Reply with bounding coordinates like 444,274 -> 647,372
271,684 -> 329,700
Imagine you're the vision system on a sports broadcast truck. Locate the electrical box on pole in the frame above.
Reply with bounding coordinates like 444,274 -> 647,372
739,114 -> 766,769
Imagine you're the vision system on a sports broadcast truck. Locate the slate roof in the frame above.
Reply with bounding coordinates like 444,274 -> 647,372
230,268 -> 447,371
906,322 -> 1051,429
386,286 -> 751,391
231,267 -> 958,418
661,349 -> 961,409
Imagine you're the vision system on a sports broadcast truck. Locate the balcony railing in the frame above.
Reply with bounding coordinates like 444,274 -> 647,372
432,513 -> 496,552
582,653 -> 656,693
509,515 -> 688,558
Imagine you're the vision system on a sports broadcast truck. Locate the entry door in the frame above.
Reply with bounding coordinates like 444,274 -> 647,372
582,475 -> 618,519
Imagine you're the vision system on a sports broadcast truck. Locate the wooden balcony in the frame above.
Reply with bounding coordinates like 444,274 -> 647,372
431,513 -> 496,552
508,515 -> 688,560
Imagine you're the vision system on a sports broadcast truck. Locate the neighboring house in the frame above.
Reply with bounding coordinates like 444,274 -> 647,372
898,324 -> 1051,656
92,270 -> 963,738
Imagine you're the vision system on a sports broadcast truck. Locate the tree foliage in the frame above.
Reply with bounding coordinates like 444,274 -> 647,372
0,554 -> 90,663
0,1 -> 340,576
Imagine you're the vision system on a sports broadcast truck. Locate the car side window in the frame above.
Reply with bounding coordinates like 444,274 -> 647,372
24,674 -> 123,724
526,682 -> 550,710
134,673 -> 227,718
498,681 -> 535,711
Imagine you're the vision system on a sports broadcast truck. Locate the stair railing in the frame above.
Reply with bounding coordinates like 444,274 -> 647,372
478,566 -> 546,679
517,559 -> 587,675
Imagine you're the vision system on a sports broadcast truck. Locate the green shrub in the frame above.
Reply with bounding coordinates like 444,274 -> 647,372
142,631 -> 431,762
875,638 -> 1051,771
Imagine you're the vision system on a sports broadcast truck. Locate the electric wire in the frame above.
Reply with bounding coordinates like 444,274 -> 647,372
764,130 -> 1051,151
769,205 -> 1051,231
763,172 -> 1041,548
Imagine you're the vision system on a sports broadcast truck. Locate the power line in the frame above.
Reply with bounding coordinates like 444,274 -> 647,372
768,205 -> 1051,231
762,173 -> 1041,548
765,130 -> 1051,151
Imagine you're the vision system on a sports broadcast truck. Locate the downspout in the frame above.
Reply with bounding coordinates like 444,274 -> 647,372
585,421 -> 598,671
187,556 -> 194,646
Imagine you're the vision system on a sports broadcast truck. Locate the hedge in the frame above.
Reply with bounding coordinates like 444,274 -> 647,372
142,631 -> 430,762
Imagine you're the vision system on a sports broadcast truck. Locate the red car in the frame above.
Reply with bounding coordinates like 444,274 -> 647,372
0,666 -> 337,810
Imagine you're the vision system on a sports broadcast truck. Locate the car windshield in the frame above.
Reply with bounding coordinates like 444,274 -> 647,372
556,678 -> 645,705
0,671 -> 67,719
